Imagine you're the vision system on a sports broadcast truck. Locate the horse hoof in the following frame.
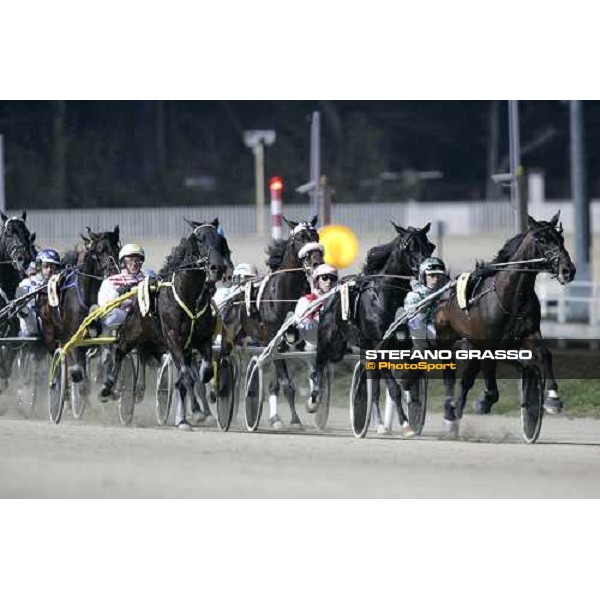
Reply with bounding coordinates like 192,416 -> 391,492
443,418 -> 459,435
70,366 -> 84,383
473,400 -> 491,415
190,411 -> 207,424
400,423 -> 416,439
269,415 -> 283,430
99,385 -> 112,400
544,397 -> 563,415
306,397 -> 319,414
290,419 -> 303,430
377,424 -> 392,435
176,421 -> 193,431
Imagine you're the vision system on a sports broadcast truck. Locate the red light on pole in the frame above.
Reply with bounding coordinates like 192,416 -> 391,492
270,176 -> 283,239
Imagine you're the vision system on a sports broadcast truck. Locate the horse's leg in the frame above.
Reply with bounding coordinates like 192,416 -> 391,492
455,358 -> 480,419
474,360 -> 499,414
267,361 -> 282,429
277,358 -> 302,429
101,344 -> 127,398
522,334 -> 561,414
384,370 -> 415,437
442,366 -> 457,425
197,341 -> 215,423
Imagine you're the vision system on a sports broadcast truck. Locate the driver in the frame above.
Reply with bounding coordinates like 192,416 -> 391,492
97,243 -> 147,333
16,248 -> 62,338
213,262 -> 258,307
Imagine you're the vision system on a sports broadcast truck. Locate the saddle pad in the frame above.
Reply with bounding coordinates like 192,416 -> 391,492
456,272 -> 471,310
137,276 -> 152,317
48,273 -> 62,307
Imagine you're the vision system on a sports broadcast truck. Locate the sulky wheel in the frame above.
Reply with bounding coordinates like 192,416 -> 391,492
520,366 -> 544,444
48,349 -> 67,425
244,355 -> 264,432
349,361 -> 373,439
405,375 -> 428,436
155,354 -> 174,426
117,354 -> 136,427
313,365 -> 332,432
216,355 -> 236,432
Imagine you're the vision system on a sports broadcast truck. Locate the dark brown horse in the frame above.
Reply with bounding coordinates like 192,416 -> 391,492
434,212 -> 576,422
220,216 -> 324,428
101,219 -> 231,425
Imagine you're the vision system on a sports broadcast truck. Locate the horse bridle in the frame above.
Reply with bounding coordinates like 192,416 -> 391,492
187,224 -> 230,276
0,217 -> 32,272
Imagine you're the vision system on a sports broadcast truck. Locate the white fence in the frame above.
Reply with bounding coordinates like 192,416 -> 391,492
9,196 -> 600,242
537,277 -> 600,326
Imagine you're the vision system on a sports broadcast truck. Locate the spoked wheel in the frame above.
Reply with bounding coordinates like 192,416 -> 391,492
156,354 -> 174,426
216,356 -> 236,431
117,355 -> 136,426
48,350 -> 67,424
520,366 -> 544,444
244,355 -> 264,432
314,366 -> 332,431
16,349 -> 37,419
405,375 -> 428,436
134,358 -> 146,404
349,362 -> 373,438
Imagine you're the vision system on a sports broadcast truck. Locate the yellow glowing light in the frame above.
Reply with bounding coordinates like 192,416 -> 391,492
318,224 -> 359,269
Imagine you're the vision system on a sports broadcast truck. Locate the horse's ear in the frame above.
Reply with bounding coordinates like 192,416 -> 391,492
421,222 -> 431,234
211,217 -> 220,229
310,215 -> 318,227
30,232 -> 36,244
113,224 -> 120,237
527,215 -> 537,229
81,234 -> 90,244
283,216 -> 298,230
391,220 -> 405,234
21,210 -> 27,221
0,212 -> 7,223
549,211 -> 561,228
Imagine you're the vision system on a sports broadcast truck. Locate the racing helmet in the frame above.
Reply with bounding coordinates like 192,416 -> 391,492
418,257 -> 446,284
232,263 -> 258,282
36,248 -> 61,266
312,263 -> 338,283
119,243 -> 145,263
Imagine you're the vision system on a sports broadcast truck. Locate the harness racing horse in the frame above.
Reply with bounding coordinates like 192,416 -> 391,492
312,222 -> 435,432
434,212 -> 576,422
0,211 -> 37,393
100,219 -> 231,425
37,226 -> 121,398
220,216 -> 324,429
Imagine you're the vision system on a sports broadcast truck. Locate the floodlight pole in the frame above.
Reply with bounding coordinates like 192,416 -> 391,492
244,130 -> 276,237
508,100 -> 526,233
0,135 -> 5,212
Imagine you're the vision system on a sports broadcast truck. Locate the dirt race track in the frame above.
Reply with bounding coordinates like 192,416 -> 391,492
1,395 -> 600,498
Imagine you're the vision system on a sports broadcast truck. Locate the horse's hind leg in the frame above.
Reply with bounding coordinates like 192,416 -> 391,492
276,359 -> 301,429
523,335 -> 561,414
474,360 -> 499,414
456,358 -> 480,419
384,371 -> 415,437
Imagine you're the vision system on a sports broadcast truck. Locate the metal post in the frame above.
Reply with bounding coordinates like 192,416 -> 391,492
320,175 -> 331,226
508,101 -> 526,233
0,135 -> 5,212
569,100 -> 591,321
270,176 -> 283,239
254,143 -> 265,237
309,111 -> 321,218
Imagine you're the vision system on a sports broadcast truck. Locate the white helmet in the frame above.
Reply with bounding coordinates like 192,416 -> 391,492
119,243 -> 145,262
298,242 -> 324,260
233,263 -> 258,279
312,263 -> 338,282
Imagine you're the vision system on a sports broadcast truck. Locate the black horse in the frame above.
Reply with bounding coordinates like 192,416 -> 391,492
312,222 -> 435,432
38,226 -> 121,397
101,219 -> 231,425
435,212 -> 576,422
0,211 -> 37,300
220,216 -> 324,428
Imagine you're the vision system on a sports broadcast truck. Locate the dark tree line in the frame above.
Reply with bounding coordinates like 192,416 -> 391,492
0,100 -> 598,209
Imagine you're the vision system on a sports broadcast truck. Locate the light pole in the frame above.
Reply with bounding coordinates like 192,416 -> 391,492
244,130 -> 276,238
0,134 -> 5,212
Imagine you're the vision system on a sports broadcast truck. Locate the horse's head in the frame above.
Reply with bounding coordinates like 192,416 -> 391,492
283,215 -> 322,268
389,221 -> 436,275
187,218 -> 232,283
81,225 -> 121,277
0,211 -> 36,274
527,212 -> 576,285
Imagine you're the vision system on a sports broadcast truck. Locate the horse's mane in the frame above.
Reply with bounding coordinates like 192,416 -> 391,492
362,239 -> 396,275
159,236 -> 193,277
265,238 -> 288,271
474,231 -> 527,274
